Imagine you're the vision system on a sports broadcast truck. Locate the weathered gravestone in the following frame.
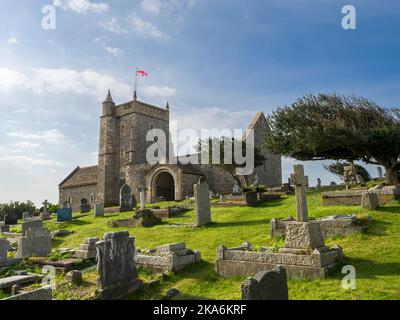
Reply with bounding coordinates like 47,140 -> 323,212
361,192 -> 379,210
80,199 -> 91,214
17,227 -> 52,258
194,182 -> 211,227
22,219 -> 43,236
0,238 -> 20,267
284,164 -> 325,250
22,212 -> 33,220
241,266 -> 288,300
232,183 -> 241,195
57,207 -> 72,222
94,203 -> 104,217
120,184 -> 133,212
4,213 -> 18,225
40,200 -> 51,220
96,231 -> 142,299
377,167 -> 383,179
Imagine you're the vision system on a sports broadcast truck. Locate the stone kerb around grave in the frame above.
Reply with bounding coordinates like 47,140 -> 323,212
136,242 -> 202,273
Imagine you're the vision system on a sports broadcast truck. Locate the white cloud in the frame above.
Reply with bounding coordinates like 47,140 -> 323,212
8,36 -> 18,44
8,129 -> 65,143
141,0 -> 198,15
99,17 -> 128,34
104,46 -> 123,56
132,17 -> 168,40
53,0 -> 109,14
13,141 -> 41,149
0,154 -> 64,168
0,67 -> 176,102
142,86 -> 176,99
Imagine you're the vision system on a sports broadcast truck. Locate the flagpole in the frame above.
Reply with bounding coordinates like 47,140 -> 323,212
134,67 -> 138,100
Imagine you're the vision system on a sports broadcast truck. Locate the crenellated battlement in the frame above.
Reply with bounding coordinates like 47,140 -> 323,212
115,100 -> 169,121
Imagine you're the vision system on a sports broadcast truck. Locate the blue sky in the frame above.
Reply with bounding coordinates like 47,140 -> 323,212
0,0 -> 398,205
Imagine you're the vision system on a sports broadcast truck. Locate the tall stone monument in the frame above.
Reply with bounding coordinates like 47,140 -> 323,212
194,182 -> 212,227
284,165 -> 325,251
96,231 -> 142,299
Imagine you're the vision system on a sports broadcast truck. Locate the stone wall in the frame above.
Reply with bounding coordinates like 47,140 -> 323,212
59,184 -> 97,212
322,186 -> 400,206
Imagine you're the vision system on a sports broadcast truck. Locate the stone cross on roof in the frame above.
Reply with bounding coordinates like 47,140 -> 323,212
290,165 -> 309,222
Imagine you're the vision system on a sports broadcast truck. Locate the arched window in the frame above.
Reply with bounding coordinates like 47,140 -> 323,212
90,194 -> 95,203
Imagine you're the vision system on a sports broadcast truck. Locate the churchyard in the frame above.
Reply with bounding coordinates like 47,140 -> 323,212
1,177 -> 400,300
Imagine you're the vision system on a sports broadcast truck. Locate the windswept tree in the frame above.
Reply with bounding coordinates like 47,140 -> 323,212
196,137 -> 265,188
265,94 -> 400,185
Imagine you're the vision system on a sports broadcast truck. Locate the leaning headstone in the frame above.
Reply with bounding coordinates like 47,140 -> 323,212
96,231 -> 142,299
21,219 -> 43,236
17,227 -> 52,258
361,192 -> 379,210
241,266 -> 288,300
194,182 -> 212,227
57,207 -> 72,222
120,184 -> 133,212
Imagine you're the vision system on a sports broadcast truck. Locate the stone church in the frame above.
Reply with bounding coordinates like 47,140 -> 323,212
59,91 -> 282,211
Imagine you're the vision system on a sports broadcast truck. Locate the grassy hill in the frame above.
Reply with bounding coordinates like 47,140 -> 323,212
6,189 -> 400,300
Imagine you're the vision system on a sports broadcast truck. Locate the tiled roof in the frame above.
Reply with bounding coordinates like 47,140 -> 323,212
59,165 -> 98,188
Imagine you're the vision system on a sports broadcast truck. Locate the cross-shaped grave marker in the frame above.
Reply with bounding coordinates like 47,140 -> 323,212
290,164 -> 309,222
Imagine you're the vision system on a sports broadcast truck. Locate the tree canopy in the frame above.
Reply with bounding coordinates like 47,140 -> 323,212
196,137 -> 265,188
265,94 -> 400,184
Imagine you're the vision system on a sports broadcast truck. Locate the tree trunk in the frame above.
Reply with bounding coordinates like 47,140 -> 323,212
385,165 -> 400,185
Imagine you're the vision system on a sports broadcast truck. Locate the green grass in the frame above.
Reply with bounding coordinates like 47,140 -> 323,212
14,190 -> 400,300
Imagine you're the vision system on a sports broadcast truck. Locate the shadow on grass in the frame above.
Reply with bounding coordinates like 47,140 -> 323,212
363,219 -> 391,236
375,206 -> 400,215
342,256 -> 400,279
207,219 -> 269,228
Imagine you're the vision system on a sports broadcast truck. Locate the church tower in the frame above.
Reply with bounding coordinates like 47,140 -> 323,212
97,90 -> 119,206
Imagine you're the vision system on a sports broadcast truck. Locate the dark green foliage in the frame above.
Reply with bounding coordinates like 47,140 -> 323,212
265,94 -> 400,184
0,201 -> 37,220
196,137 -> 265,188
324,161 -> 371,182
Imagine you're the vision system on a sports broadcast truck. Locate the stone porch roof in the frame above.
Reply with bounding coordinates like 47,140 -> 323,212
59,165 -> 98,188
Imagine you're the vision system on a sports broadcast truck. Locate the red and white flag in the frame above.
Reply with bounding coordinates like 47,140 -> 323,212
136,70 -> 148,77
